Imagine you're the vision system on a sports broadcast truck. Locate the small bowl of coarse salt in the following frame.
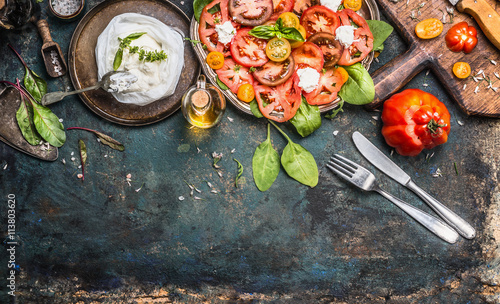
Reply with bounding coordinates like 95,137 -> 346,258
49,0 -> 86,21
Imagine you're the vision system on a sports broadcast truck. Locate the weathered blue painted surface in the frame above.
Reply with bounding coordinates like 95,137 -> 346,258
0,0 -> 499,303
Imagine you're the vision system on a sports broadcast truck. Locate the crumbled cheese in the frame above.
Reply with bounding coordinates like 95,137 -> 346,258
215,21 -> 236,45
297,67 -> 320,93
335,26 -> 356,48
320,0 -> 343,11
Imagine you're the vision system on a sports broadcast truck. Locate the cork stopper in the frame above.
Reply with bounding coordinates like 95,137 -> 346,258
191,90 -> 210,109
0,0 -> 5,10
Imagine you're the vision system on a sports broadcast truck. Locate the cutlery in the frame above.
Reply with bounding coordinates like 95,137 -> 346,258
327,154 -> 459,243
450,0 -> 500,50
352,131 -> 476,239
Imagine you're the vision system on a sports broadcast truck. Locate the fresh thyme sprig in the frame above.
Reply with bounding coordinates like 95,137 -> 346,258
113,32 -> 168,71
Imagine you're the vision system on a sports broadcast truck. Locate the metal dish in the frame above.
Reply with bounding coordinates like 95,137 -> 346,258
190,3 -> 380,115
68,0 -> 200,126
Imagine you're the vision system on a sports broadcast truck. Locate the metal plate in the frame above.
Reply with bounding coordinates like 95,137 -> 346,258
68,0 -> 200,126
190,4 -> 380,115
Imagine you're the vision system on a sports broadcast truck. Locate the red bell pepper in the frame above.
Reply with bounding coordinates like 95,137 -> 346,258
381,89 -> 451,157
445,22 -> 478,54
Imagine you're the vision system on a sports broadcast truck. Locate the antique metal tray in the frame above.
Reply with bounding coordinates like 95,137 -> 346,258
189,3 -> 380,115
68,0 -> 200,126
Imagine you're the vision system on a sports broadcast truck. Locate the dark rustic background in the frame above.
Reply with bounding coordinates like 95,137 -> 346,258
0,0 -> 499,302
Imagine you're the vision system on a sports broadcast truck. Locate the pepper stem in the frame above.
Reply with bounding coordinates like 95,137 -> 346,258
427,119 -> 447,134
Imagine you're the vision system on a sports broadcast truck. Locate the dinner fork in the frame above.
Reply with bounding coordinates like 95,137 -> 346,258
327,154 -> 459,244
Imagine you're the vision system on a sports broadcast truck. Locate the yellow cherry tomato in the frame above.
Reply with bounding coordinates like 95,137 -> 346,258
290,25 -> 307,49
206,51 -> 224,69
336,67 -> 349,84
278,12 -> 300,29
266,37 -> 292,62
237,83 -> 255,103
452,62 -> 471,79
415,18 -> 443,39
343,0 -> 362,11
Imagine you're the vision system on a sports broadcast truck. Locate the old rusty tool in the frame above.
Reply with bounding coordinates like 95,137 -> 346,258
35,18 -> 68,77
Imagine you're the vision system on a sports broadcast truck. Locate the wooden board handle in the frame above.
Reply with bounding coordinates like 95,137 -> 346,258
36,19 -> 53,44
366,44 -> 430,109
457,0 -> 500,50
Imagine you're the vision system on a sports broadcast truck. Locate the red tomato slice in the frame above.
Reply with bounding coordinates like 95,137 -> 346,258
216,58 -> 255,93
293,0 -> 320,15
303,68 -> 343,105
291,42 -> 324,71
254,73 -> 302,122
269,0 -> 294,20
230,28 -> 269,67
198,0 -> 237,56
337,9 -> 374,66
253,55 -> 295,86
300,5 -> 340,38
229,0 -> 274,26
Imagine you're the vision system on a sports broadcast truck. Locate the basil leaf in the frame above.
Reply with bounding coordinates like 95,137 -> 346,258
233,158 -> 244,187
193,0 -> 213,22
216,75 -> 229,90
366,20 -> 393,54
124,32 -> 146,41
113,48 -> 123,71
270,121 -> 318,187
16,94 -> 42,145
24,67 -> 47,102
79,139 -> 87,180
281,27 -> 305,42
290,97 -> 321,137
207,2 -> 221,14
250,99 -> 264,118
338,63 -> 375,105
275,18 -> 283,31
249,25 -> 277,40
31,101 -> 66,147
252,124 -> 280,191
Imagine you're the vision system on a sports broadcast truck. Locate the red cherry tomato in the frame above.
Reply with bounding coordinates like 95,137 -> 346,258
445,21 -> 478,54
300,5 -> 340,38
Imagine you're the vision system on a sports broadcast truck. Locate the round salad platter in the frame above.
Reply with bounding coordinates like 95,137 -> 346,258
190,0 -> 380,115
68,0 -> 201,126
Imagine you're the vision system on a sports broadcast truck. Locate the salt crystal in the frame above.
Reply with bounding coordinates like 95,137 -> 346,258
3,164 -> 7,170
422,83 -> 428,87
207,181 -> 213,188
62,158 -> 66,165
457,120 -> 464,126
194,196 -> 202,200
78,165 -> 82,169
333,130 -> 339,136
372,116 -> 379,120
71,157 -> 76,161
463,84 -> 467,90
211,189 -> 218,194
231,148 -> 236,153
59,118 -> 63,123
178,196 -> 185,201
104,154 -> 108,158
227,117 -> 234,122
71,152 -> 74,156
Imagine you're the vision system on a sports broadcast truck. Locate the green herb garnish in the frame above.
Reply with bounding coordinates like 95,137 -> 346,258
113,32 -> 167,71
324,100 -> 344,120
249,18 -> 305,42
233,158 -> 244,187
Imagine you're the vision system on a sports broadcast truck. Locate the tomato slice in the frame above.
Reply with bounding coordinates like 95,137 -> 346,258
300,5 -> 340,38
303,68 -> 343,105
337,9 -> 373,66
293,0 -> 320,15
230,28 -> 269,67
307,32 -> 343,68
253,55 -> 295,86
229,0 -> 274,26
198,0 -> 236,56
216,58 -> 255,93
291,41 -> 324,71
255,73 -> 302,122
269,0 -> 294,20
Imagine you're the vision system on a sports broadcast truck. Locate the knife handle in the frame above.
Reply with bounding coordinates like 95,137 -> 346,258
406,180 -> 476,239
457,0 -> 500,50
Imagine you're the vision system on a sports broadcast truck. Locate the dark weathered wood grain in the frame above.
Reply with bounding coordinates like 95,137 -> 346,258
367,0 -> 500,117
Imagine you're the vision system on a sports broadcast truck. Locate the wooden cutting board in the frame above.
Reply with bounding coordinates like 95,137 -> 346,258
367,0 -> 500,117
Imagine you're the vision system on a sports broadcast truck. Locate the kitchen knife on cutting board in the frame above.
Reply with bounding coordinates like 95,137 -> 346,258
451,0 -> 500,50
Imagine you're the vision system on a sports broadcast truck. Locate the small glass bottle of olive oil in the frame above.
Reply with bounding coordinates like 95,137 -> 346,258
182,75 -> 225,128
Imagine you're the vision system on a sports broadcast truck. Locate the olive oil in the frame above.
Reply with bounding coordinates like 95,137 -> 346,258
182,75 -> 225,128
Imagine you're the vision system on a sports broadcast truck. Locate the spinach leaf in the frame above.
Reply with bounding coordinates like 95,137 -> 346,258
233,158 -> 244,187
250,99 -> 263,118
338,63 -> 374,105
270,121 -> 318,188
252,124 -> 280,191
193,0 -> 214,22
32,101 -> 66,147
290,97 -> 321,137
79,139 -> 87,180
207,2 -> 221,14
366,20 -> 393,54
16,93 -> 42,145
216,75 -> 229,90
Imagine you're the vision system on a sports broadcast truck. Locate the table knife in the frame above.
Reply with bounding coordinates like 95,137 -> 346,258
352,131 -> 476,239
450,0 -> 500,50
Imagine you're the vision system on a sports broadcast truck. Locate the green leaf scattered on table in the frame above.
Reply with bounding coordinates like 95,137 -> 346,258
193,0 -> 214,22
233,158 -> 244,187
252,124 -> 280,191
269,121 -> 318,188
66,127 -> 125,151
32,101 -> 66,147
338,63 -> 375,105
16,93 -> 42,146
79,139 -> 87,181
366,20 -> 394,55
290,97 -> 321,137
